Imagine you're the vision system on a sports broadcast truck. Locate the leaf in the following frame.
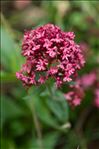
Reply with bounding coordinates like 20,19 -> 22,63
10,120 -> 29,137
69,12 -> 87,30
1,71 -> 17,82
43,132 -> 59,149
24,132 -> 59,149
24,93 -> 59,128
43,86 -> 69,123
46,96 -> 68,123
0,138 -> 16,149
36,98 -> 59,128
1,26 -> 23,72
1,95 -> 25,127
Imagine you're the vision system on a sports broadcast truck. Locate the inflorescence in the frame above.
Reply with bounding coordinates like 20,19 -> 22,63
16,24 -> 85,88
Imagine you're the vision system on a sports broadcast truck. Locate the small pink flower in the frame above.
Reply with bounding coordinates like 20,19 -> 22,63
64,91 -> 82,107
38,76 -> 46,84
43,39 -> 52,48
46,47 -> 57,58
65,32 -> 75,40
16,72 -> 21,79
48,67 -> 58,75
77,72 -> 96,89
56,77 -> 63,88
72,97 -> 81,106
63,76 -> 72,82
36,59 -> 48,71
64,87 -> 84,107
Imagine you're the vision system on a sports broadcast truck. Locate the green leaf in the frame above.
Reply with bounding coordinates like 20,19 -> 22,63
1,71 -> 17,82
1,26 -> 23,72
42,86 -> 69,123
1,95 -> 25,127
43,132 -> 59,149
10,120 -> 29,137
46,95 -> 68,123
24,93 -> 59,128
24,132 -> 59,149
0,138 -> 16,149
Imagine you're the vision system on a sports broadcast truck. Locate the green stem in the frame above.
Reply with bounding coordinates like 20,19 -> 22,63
31,103 -> 43,149
26,93 -> 43,149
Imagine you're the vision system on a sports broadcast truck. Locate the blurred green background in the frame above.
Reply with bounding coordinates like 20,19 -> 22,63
1,1 -> 99,149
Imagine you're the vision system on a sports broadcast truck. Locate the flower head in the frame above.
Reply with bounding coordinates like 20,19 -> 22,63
16,24 -> 85,87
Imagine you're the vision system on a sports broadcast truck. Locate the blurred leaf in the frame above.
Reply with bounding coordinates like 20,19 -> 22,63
36,98 -> 59,128
1,26 -> 23,72
0,138 -> 16,149
64,131 -> 87,149
10,120 -> 29,137
42,1 -> 57,23
24,93 -> 59,128
1,71 -> 17,82
46,91 -> 69,123
24,131 -> 59,149
69,12 -> 88,30
43,131 -> 59,149
1,95 -> 25,127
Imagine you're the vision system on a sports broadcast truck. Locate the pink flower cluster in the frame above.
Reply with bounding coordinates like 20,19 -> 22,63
76,72 -> 96,89
64,87 -> 84,106
16,24 -> 85,87
64,71 -> 99,107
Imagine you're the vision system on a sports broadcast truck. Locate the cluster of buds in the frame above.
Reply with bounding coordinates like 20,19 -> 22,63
16,24 -> 85,88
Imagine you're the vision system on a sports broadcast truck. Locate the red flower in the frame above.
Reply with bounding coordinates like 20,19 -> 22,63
16,24 -> 85,87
